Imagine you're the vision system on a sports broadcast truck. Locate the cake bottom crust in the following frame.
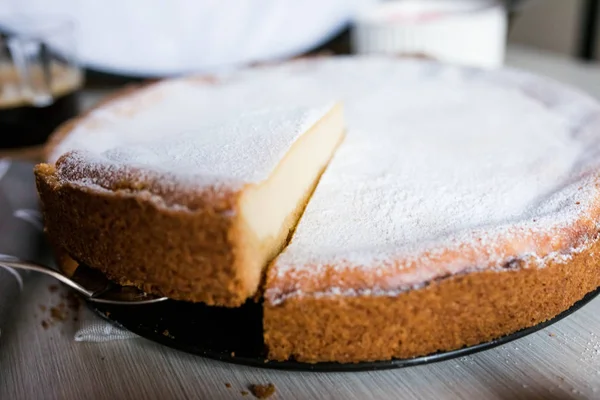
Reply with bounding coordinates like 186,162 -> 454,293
264,234 -> 600,363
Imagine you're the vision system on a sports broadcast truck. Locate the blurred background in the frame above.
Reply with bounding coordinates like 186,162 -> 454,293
2,0 -> 599,79
510,0 -> 599,60
1,0 -> 600,158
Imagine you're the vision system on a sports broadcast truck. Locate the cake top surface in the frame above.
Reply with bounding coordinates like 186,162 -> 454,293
52,94 -> 334,195
49,56 -> 600,302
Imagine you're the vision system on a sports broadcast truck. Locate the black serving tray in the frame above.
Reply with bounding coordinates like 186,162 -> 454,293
89,286 -> 600,372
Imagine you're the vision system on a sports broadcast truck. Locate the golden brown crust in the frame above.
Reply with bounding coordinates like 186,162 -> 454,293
36,139 -> 338,306
37,78 -> 276,306
264,234 -> 600,363
46,234 -> 80,277
35,163 -> 254,306
36,151 -> 331,306
265,211 -> 600,304
41,86 -> 147,278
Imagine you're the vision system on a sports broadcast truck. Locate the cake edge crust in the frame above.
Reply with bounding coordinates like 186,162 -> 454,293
36,80 -> 255,306
35,163 -> 255,306
264,232 -> 600,363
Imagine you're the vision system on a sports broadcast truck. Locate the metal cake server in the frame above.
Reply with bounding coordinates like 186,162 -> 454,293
0,254 -> 168,305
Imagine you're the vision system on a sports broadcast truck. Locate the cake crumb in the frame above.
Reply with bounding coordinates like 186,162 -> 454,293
39,305 -> 47,312
249,383 -> 275,399
50,307 -> 67,321
230,351 -> 235,357
241,390 -> 249,396
549,332 -> 556,337
225,383 -> 231,388
162,330 -> 171,338
48,285 -> 59,293
41,320 -> 49,329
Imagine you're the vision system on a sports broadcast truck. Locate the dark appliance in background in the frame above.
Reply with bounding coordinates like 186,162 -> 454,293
579,0 -> 599,60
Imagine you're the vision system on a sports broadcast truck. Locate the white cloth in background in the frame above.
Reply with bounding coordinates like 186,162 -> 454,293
74,307 -> 138,342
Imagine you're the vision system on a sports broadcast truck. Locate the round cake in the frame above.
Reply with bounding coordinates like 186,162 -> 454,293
36,56 -> 600,363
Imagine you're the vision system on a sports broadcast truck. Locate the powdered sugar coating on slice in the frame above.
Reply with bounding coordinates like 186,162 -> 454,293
53,93 -> 335,194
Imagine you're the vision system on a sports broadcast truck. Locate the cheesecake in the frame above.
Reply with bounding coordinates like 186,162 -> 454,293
37,56 -> 600,363
36,89 -> 345,306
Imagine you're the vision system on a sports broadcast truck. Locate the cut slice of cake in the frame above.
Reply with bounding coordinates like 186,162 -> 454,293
35,99 -> 345,306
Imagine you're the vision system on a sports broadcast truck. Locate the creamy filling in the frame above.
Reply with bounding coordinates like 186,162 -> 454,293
240,104 -> 345,265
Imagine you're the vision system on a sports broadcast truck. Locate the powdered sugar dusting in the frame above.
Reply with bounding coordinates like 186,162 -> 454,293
48,57 -> 600,302
270,237 -> 597,306
262,57 -> 600,303
54,101 -> 335,193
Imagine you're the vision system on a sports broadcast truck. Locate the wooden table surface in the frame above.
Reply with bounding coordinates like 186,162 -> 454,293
2,45 -> 600,400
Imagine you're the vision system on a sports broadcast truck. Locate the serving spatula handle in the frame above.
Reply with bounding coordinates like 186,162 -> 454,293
0,254 -> 167,305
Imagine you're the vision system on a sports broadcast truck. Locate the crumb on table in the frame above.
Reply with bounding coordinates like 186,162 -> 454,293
249,383 -> 276,399
50,307 -> 67,321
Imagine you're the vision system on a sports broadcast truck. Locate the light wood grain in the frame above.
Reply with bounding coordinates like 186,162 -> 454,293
2,275 -> 599,400
2,45 -> 600,400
